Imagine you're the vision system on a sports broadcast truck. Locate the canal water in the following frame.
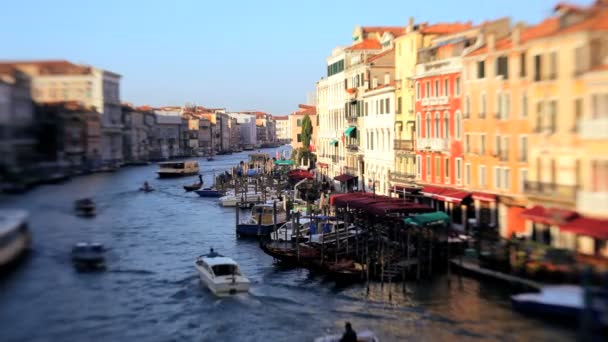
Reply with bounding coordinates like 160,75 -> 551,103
0,148 -> 577,342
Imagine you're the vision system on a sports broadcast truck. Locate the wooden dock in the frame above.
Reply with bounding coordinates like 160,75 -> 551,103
451,258 -> 543,290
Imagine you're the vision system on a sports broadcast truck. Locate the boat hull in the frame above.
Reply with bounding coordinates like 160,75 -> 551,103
237,223 -> 284,237
157,171 -> 199,178
195,265 -> 250,295
0,231 -> 31,269
195,189 -> 224,197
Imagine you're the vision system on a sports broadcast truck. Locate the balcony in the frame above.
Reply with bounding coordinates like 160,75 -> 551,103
524,181 -> 578,204
416,138 -> 449,152
394,139 -> 414,152
389,171 -> 416,184
421,96 -> 449,107
579,118 -> 608,139
346,144 -> 359,153
577,190 -> 608,217
346,115 -> 358,124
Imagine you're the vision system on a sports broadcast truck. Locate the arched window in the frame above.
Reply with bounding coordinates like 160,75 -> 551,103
425,113 -> 431,138
444,111 -> 450,139
434,112 -> 440,139
455,111 -> 462,140
416,112 -> 422,139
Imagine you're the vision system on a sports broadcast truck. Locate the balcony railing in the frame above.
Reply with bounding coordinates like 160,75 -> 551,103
416,138 -> 449,152
579,117 -> 608,139
346,144 -> 359,153
524,181 -> 578,203
577,190 -> 608,217
421,96 -> 449,107
346,115 -> 358,124
389,171 -> 416,184
394,139 -> 414,151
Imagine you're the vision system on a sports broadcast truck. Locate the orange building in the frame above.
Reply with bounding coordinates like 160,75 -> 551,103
289,104 -> 317,151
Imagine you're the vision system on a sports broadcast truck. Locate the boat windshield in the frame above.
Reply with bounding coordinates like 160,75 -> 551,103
212,264 -> 238,276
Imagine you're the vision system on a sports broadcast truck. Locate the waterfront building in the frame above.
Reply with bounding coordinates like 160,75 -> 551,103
228,112 -> 257,149
0,60 -> 124,165
392,20 -> 473,196
228,117 -> 241,151
122,105 -> 155,163
274,115 -> 290,143
359,49 -> 397,195
0,67 -> 36,178
289,104 -> 317,151
418,19 -> 509,230
515,2 -> 608,257
152,108 -> 182,159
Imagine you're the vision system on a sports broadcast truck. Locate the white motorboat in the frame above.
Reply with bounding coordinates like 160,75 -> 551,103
0,209 -> 31,268
271,219 -> 311,242
219,192 -> 264,207
195,249 -> 250,296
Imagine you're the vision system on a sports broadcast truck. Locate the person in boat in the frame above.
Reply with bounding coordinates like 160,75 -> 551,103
339,322 -> 357,342
143,181 -> 150,190
207,248 -> 219,257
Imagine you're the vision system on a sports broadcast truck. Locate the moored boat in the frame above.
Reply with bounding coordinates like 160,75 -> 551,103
194,249 -> 250,295
237,204 -> 287,237
157,161 -> 199,178
511,285 -> 608,326
71,242 -> 106,271
0,210 -> 31,269
219,192 -> 264,207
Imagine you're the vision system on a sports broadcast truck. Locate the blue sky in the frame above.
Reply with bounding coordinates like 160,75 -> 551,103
0,0 -> 594,114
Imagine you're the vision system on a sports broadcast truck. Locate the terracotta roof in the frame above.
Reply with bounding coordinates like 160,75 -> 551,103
468,3 -> 608,57
421,22 -> 473,35
467,17 -> 560,56
347,39 -> 382,51
365,81 -> 396,93
361,26 -> 406,37
367,48 -> 394,62
273,115 -> 289,120
0,60 -> 93,75
555,2 -> 588,13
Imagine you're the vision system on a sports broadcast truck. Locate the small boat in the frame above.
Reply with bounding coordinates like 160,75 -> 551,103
74,198 -> 96,217
139,183 -> 154,192
207,156 -> 215,161
157,161 -> 199,178
194,249 -> 250,296
219,192 -> 263,207
183,175 -> 203,192
511,285 -> 608,326
236,204 -> 287,237
195,188 -> 225,198
314,330 -> 379,342
0,209 -> 31,269
71,242 -> 106,270
325,259 -> 367,282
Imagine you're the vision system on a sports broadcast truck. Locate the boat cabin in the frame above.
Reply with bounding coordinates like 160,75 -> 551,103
197,257 -> 242,278
157,160 -> 199,177
250,204 -> 287,225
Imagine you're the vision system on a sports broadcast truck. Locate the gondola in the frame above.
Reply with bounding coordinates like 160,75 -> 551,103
74,198 -> 96,217
183,175 -> 204,192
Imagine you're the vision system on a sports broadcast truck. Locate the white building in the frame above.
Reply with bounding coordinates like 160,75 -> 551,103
153,109 -> 182,159
362,82 -> 396,195
316,46 -> 347,181
228,112 -> 257,148
0,61 -> 123,165
274,115 -> 290,143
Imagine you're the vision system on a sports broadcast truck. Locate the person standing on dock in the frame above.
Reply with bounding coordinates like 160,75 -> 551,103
339,322 -> 357,342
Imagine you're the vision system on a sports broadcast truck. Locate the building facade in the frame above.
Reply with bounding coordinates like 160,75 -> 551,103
274,115 -> 290,143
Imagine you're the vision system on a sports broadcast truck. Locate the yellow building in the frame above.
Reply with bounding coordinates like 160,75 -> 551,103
518,2 -> 608,258
391,19 -> 472,195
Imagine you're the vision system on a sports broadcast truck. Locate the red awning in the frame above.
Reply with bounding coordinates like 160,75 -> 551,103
317,162 -> 328,168
334,174 -> 355,183
560,216 -> 608,240
521,205 -> 578,225
287,169 -> 313,180
330,192 -> 433,216
420,185 -> 448,196
471,192 -> 497,202
390,185 -> 422,193
434,190 -> 471,204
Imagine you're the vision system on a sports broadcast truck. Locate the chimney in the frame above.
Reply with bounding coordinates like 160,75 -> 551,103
407,17 -> 414,33
372,76 -> 378,88
384,73 -> 390,85
487,33 -> 496,52
512,22 -> 524,47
